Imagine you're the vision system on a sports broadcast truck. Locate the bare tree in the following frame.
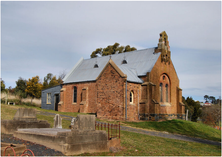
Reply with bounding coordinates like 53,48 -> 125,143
202,104 -> 221,126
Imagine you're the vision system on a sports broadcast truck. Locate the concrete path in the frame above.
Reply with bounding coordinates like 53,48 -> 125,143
37,110 -> 221,146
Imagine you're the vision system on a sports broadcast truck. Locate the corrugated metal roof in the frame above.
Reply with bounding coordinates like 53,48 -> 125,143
63,47 -> 160,84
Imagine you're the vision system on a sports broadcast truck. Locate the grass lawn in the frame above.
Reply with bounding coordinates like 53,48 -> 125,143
1,103 -> 221,156
123,119 -> 221,142
79,130 -> 221,156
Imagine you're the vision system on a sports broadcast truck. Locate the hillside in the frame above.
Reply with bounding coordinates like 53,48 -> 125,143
124,119 -> 221,142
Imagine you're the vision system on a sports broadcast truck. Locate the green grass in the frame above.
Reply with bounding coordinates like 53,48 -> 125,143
123,119 -> 221,142
1,103 -> 86,129
1,102 -> 88,119
79,130 -> 221,156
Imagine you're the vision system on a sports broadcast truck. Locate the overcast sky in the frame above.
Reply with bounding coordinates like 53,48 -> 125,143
1,1 -> 221,102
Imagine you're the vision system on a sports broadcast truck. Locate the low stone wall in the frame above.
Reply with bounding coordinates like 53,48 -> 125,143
1,120 -> 50,134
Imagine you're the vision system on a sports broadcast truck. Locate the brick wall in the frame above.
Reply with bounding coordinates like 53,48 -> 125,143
126,82 -> 141,121
59,82 -> 97,113
96,63 -> 125,120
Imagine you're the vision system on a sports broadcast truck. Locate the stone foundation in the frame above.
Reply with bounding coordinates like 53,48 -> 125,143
139,113 -> 185,121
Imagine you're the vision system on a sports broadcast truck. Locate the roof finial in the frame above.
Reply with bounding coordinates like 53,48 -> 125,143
94,57 -> 99,68
122,53 -> 127,64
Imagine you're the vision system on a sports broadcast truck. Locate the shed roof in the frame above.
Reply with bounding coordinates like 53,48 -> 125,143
63,47 -> 160,84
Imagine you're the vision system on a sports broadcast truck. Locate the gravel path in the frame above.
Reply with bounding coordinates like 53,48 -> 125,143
1,134 -> 65,156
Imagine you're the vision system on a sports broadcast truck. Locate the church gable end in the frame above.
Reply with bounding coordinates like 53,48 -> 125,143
96,60 -> 126,120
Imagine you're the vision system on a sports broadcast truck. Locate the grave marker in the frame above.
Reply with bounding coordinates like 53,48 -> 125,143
54,114 -> 62,128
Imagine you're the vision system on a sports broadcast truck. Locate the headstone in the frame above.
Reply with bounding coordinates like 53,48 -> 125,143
54,114 -> 62,128
13,108 -> 37,122
71,117 -> 76,126
69,117 -> 76,129
72,115 -> 95,131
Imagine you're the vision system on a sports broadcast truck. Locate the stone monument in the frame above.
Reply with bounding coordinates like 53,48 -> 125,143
1,108 -> 50,134
13,108 -> 37,122
13,114 -> 121,155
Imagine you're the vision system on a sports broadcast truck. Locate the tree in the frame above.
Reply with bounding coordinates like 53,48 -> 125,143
49,76 -> 59,87
43,73 -> 53,89
26,76 -> 43,104
202,104 -> 221,126
209,96 -> 216,104
1,79 -> 6,92
184,96 -> 201,122
204,95 -> 209,102
42,73 -> 64,89
90,42 -> 137,58
8,86 -> 15,94
15,77 -> 27,104
57,71 -> 66,84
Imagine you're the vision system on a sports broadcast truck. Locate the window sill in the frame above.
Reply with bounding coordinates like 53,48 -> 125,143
130,102 -> 135,105
160,102 -> 171,106
72,102 -> 77,105
80,101 -> 86,105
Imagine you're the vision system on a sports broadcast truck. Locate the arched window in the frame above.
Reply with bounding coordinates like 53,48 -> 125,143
159,74 -> 170,103
73,86 -> 77,103
130,91 -> 134,103
165,84 -> 168,102
160,83 -> 163,102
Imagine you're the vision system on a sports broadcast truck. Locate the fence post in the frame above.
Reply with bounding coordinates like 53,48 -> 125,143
111,124 -> 113,138
116,124 -> 117,138
119,121 -> 120,139
108,123 -> 109,140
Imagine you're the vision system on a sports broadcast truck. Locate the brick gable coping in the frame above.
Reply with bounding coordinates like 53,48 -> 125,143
96,59 -> 127,80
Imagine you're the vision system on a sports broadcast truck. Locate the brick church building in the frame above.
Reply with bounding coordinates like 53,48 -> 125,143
42,31 -> 185,121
